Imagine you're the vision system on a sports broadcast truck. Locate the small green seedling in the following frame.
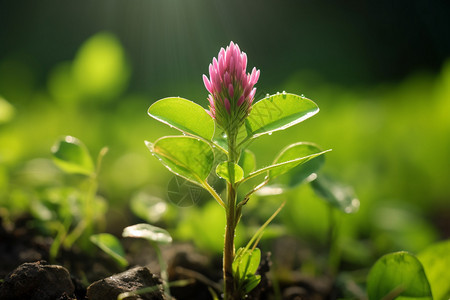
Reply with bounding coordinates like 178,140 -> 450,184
122,223 -> 173,298
50,136 -> 108,260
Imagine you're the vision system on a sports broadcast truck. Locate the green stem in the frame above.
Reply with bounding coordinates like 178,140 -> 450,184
153,243 -> 171,299
224,129 -> 238,300
63,147 -> 107,250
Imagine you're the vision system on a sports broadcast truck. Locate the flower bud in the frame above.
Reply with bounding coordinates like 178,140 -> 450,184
203,42 -> 260,132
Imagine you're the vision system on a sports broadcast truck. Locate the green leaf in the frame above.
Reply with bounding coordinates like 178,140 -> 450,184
149,97 -> 215,140
367,251 -> 432,300
238,149 -> 256,177
216,161 -> 244,183
233,248 -> 262,293
311,175 -> 359,213
123,223 -> 173,244
242,147 -> 330,183
90,233 -> 128,268
146,136 -> 214,186
51,136 -> 95,175
243,274 -> 261,294
418,240 -> 450,300
246,93 -> 319,138
270,142 -> 326,181
233,248 -> 261,280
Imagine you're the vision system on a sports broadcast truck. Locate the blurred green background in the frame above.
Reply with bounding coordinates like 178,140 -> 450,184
1,0 -> 449,275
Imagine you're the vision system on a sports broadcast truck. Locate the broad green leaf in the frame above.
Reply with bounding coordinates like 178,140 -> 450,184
246,93 -> 319,138
52,136 -> 94,175
123,223 -> 173,244
233,248 -> 261,279
367,251 -> 432,300
233,248 -> 262,294
90,233 -> 128,268
311,175 -> 359,213
130,192 -> 168,223
146,136 -> 214,186
418,240 -> 450,300
149,97 -> 215,140
242,148 -> 330,183
216,162 -> 244,183
238,149 -> 256,177
269,142 -> 326,182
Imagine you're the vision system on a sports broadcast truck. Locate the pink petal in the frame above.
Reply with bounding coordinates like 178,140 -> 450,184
224,98 -> 231,113
253,69 -> 260,84
203,75 -> 212,93
241,52 -> 247,71
237,95 -> 245,106
229,41 -> 235,54
219,56 -> 225,75
235,55 -> 242,74
228,84 -> 234,98
218,48 -> 226,63
208,95 -> 215,106
226,45 -> 232,67
249,88 -> 256,100
224,72 -> 231,87
209,63 -> 214,77
229,56 -> 234,74
234,43 -> 241,56
213,57 -> 219,74
249,67 -> 259,85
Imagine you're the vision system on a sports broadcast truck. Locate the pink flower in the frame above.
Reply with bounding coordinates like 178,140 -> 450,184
203,42 -> 260,130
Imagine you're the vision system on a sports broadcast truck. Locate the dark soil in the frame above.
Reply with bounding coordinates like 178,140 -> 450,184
0,216 -> 336,300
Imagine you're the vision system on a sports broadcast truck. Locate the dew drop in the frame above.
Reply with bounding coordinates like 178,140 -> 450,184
268,132 -> 273,136
265,93 -> 270,98
301,94 -> 305,98
282,90 -> 286,95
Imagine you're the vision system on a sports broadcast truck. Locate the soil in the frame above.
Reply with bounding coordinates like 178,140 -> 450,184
0,216 -> 336,300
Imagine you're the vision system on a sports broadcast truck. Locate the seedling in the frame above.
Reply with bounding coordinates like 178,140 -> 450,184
50,136 -> 108,260
146,42 -> 331,299
122,223 -> 173,298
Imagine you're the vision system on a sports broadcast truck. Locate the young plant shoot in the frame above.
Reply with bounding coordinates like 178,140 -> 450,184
146,42 -> 330,299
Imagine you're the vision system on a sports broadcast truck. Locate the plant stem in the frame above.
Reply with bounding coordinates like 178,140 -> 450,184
153,243 -> 171,299
224,182 -> 237,299
224,129 -> 238,300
